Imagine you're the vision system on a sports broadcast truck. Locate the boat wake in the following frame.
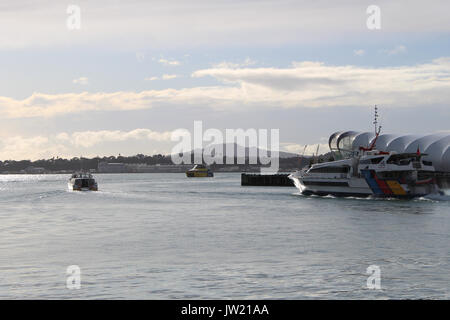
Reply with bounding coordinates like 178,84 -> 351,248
420,189 -> 450,202
292,190 -> 450,202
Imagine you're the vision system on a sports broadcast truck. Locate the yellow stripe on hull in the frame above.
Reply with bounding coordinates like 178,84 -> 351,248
386,180 -> 407,196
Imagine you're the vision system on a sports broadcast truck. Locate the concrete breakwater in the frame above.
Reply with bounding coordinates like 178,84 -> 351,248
241,173 -> 295,187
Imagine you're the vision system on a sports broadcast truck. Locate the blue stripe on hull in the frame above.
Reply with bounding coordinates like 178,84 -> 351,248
361,169 -> 384,196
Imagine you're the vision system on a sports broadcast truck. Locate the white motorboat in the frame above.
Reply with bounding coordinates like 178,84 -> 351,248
68,172 -> 98,191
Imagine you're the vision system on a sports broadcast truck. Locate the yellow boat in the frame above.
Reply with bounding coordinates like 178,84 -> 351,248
186,164 -> 214,177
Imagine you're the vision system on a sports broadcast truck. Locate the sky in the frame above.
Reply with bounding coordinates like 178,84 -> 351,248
0,0 -> 449,160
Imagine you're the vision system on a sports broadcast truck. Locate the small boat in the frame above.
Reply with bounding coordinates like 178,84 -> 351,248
186,164 -> 214,177
68,172 -> 98,191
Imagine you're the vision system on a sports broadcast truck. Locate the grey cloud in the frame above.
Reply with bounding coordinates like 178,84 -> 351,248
1,1 -> 450,48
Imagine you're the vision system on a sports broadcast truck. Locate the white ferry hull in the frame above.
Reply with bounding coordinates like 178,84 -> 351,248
290,171 -> 438,199
290,174 -> 372,197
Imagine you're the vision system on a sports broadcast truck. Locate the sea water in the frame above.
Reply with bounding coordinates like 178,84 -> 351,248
0,173 -> 448,299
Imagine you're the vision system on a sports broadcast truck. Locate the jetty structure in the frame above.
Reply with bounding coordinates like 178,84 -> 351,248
241,173 -> 295,187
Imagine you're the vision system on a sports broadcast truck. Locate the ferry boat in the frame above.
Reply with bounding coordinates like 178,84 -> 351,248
289,108 -> 440,198
186,164 -> 214,177
68,172 -> 98,191
289,150 -> 439,198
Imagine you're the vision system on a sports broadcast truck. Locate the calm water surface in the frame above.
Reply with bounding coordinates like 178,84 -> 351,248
0,173 -> 449,299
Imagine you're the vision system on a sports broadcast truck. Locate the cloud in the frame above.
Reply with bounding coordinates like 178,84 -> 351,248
1,58 -> 449,118
381,45 -> 407,55
162,74 -> 179,80
70,129 -> 173,148
0,91 -> 157,118
0,136 -> 69,160
0,129 -> 174,160
212,58 -> 257,69
192,57 -> 450,107
145,74 -> 179,81
158,58 -> 180,66
281,143 -> 329,156
144,74 -> 180,81
73,77 -> 89,85
353,49 -> 365,56
1,1 -> 450,49
2,129 -> 332,160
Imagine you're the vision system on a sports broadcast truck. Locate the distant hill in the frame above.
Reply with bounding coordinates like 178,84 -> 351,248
177,143 -> 300,159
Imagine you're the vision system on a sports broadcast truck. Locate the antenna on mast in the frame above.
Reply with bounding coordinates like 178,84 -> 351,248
373,105 -> 378,135
360,105 -> 382,152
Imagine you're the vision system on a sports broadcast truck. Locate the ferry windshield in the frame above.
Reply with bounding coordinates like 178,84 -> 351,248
387,154 -> 421,165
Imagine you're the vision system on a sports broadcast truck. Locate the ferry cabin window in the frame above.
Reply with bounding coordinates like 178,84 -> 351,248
359,157 -> 384,165
379,171 -> 400,179
309,166 -> 350,174
387,158 -> 411,166
422,160 -> 433,166
387,154 -> 419,165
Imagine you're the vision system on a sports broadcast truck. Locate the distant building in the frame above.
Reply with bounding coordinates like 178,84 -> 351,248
127,163 -> 191,173
216,166 -> 240,172
24,166 -> 45,174
98,162 -> 128,173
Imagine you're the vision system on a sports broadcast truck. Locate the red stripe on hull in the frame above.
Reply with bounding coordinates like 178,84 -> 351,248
373,174 -> 393,195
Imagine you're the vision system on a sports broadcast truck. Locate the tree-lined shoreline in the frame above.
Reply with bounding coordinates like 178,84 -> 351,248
0,153 -> 322,174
